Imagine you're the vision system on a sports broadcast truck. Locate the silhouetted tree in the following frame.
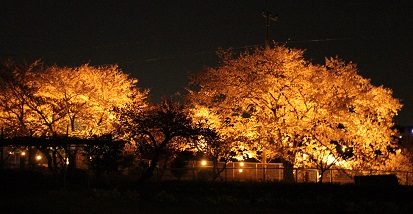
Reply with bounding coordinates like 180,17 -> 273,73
84,135 -> 126,179
170,151 -> 193,181
115,98 -> 207,182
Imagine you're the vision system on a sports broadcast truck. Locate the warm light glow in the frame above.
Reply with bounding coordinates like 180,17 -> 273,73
108,113 -> 116,120
303,154 -> 308,159
201,160 -> 207,166
198,138 -> 207,151
238,169 -> 243,173
326,156 -> 335,165
36,155 -> 42,160
21,151 -> 26,156
66,158 -> 69,165
233,147 -> 253,161
194,107 -> 210,118
239,162 -> 244,167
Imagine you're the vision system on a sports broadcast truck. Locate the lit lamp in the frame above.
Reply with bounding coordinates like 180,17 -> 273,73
201,160 -> 207,166
36,155 -> 42,161
239,162 -> 244,173
20,151 -> 27,168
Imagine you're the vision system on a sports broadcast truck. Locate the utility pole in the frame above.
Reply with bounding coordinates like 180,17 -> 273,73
262,10 -> 278,48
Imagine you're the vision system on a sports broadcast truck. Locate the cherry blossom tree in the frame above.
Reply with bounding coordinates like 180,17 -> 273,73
188,46 -> 402,182
0,60 -> 43,138
188,104 -> 258,181
0,61 -> 148,176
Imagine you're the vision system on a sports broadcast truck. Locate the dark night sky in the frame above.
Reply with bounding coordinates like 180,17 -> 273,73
1,0 -> 412,125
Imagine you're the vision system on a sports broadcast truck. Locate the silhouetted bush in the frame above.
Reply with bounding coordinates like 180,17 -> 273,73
354,174 -> 399,186
170,156 -> 189,180
0,169 -> 48,195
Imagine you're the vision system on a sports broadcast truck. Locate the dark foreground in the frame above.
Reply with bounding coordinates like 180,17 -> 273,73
1,170 -> 413,214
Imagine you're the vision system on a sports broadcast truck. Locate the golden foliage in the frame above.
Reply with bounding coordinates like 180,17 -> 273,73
0,61 -> 148,138
188,45 -> 402,172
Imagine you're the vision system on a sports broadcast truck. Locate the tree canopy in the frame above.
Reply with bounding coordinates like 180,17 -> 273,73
0,61 -> 148,138
188,46 -> 403,181
0,60 -> 148,177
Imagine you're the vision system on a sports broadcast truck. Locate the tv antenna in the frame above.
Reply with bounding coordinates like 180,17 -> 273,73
262,10 -> 278,47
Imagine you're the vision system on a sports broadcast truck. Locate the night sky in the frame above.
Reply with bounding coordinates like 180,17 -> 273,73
1,0 -> 412,125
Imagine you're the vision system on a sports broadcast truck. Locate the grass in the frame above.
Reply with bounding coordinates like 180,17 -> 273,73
1,170 -> 413,213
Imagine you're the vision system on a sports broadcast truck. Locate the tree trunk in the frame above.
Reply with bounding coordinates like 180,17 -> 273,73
28,146 -> 36,169
139,153 -> 160,182
318,169 -> 326,183
282,160 -> 295,182
0,145 -> 3,169
318,172 -> 323,183
212,157 -> 219,181
156,157 -> 169,181
67,147 -> 78,176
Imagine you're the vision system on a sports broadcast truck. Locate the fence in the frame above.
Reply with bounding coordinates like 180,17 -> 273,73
149,161 -> 413,185
3,158 -> 413,185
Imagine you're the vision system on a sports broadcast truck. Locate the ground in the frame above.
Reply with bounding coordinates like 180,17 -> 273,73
1,170 -> 413,213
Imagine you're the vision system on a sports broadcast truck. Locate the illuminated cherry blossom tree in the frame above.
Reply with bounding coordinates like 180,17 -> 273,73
0,60 -> 43,138
0,61 -> 148,175
188,104 -> 258,181
188,46 -> 402,182
30,64 -> 144,137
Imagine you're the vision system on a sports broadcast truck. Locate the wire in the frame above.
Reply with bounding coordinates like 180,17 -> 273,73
286,37 -> 353,44
1,35 -> 391,65
125,44 -> 262,65
123,37 -> 360,64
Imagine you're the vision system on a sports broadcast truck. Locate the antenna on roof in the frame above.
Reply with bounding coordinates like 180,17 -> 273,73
262,10 -> 278,48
